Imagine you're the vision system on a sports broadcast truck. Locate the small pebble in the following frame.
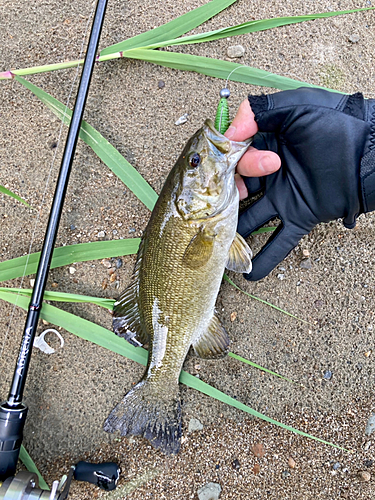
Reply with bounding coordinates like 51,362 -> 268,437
232,459 -> 240,470
108,267 -> 116,275
197,482 -> 221,500
251,442 -> 265,458
101,259 -> 112,268
333,462 -> 341,470
277,273 -> 285,280
364,459 -> 373,468
365,414 -> 375,436
30,278 -> 35,287
115,258 -> 123,269
348,34 -> 360,43
364,350 -> 372,357
175,113 -> 189,126
282,470 -> 291,479
158,80 -> 165,89
278,266 -> 286,271
364,441 -> 372,450
69,267 -> 76,274
230,311 -> 237,322
226,44 -> 245,58
302,248 -> 310,257
51,282 -> 58,288
300,258 -> 312,269
253,463 -> 260,475
323,370 -> 333,380
288,457 -> 296,469
129,228 -> 136,234
97,231 -> 106,238
188,418 -> 203,433
358,470 -> 371,482
112,229 -> 118,235
70,224 -> 76,230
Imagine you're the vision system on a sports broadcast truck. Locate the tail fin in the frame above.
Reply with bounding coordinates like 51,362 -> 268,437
103,380 -> 182,455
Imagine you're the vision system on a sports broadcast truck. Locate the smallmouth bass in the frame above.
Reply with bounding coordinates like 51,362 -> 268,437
104,119 -> 252,454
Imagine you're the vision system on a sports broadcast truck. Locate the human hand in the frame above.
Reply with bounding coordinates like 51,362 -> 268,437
224,100 -> 281,199
226,87 -> 375,281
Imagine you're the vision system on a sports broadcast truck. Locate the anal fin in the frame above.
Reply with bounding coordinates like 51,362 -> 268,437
193,314 -> 229,359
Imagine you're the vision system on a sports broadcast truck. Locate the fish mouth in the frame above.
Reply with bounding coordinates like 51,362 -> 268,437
203,119 -> 252,165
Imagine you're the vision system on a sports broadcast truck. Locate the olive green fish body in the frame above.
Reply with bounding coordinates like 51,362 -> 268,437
104,120 -> 252,454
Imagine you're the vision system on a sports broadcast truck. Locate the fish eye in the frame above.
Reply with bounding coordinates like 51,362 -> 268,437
189,153 -> 201,168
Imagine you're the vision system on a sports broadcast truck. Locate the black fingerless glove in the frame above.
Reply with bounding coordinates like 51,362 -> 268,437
238,87 -> 375,281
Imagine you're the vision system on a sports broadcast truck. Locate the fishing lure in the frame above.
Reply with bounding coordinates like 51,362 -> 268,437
214,66 -> 244,134
215,88 -> 230,134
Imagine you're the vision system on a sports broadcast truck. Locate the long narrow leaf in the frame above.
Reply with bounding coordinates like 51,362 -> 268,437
15,76 -> 158,211
0,287 -> 115,309
228,352 -> 294,383
0,286 -> 291,380
0,290 -> 344,449
0,286 -> 291,382
100,0 -> 237,56
0,184 -> 31,208
122,8 -> 375,51
120,49 -> 326,91
19,446 -> 49,490
2,5 -> 372,80
224,274 -> 309,323
0,239 -> 140,282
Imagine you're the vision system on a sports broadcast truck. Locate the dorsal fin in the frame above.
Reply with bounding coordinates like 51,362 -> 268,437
112,238 -> 149,347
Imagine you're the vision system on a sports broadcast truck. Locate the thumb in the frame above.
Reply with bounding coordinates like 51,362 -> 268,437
224,99 -> 258,141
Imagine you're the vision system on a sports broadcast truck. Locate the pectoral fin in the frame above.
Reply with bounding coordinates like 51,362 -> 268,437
193,314 -> 229,359
183,229 -> 215,269
226,232 -> 252,273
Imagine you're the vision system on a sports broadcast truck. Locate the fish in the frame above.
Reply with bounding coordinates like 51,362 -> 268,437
103,119 -> 252,454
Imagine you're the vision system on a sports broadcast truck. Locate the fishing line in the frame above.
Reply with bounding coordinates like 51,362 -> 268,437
0,2 -> 97,363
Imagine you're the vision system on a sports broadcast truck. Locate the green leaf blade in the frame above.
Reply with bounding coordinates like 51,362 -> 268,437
223,274 -> 309,323
19,446 -> 50,490
143,8 -> 375,50
0,289 -> 343,450
0,239 -> 140,283
0,287 -> 115,309
120,49 -> 330,91
0,184 -> 31,207
15,76 -> 158,211
100,0 -> 237,55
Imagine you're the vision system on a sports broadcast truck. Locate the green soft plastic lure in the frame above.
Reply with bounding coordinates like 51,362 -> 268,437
214,88 -> 231,134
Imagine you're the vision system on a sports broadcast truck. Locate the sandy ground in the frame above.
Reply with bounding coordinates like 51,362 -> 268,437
1,0 -> 375,498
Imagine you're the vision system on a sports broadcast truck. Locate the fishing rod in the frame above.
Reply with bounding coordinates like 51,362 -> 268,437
0,0 -> 120,496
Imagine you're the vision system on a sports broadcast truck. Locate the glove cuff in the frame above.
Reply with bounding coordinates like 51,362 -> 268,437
360,100 -> 375,212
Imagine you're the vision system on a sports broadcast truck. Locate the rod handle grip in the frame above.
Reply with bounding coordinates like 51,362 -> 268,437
74,461 -> 120,491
